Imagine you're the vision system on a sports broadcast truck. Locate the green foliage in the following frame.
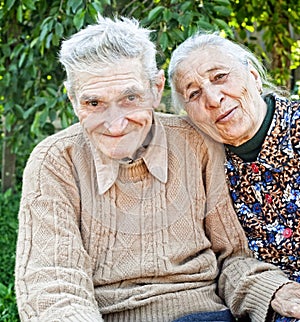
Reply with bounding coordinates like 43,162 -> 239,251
230,0 -> 300,89
0,283 -> 19,322
0,188 -> 20,321
0,0 -> 299,319
119,0 -> 234,68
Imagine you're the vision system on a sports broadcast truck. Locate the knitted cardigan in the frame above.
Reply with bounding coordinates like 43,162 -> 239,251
15,113 -> 289,322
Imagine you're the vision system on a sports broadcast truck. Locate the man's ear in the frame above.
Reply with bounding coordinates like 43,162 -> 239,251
67,93 -> 79,117
153,69 -> 165,108
248,61 -> 262,93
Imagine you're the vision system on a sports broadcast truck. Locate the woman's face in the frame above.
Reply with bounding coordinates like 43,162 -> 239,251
174,47 -> 267,146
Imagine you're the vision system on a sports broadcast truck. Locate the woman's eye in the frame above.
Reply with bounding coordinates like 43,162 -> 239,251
214,73 -> 228,81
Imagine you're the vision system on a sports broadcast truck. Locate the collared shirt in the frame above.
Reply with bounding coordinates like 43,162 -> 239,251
86,113 -> 168,194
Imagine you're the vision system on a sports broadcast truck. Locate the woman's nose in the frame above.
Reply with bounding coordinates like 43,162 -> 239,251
203,85 -> 224,109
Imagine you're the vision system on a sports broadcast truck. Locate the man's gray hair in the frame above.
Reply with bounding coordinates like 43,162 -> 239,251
60,15 -> 158,96
168,32 -> 281,112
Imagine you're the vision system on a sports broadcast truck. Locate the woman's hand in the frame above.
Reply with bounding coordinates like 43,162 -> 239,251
271,282 -> 300,319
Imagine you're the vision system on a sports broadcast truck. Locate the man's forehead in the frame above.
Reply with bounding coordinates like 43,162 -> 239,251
76,71 -> 146,92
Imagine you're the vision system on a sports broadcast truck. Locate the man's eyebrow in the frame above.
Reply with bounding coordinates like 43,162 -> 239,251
79,94 -> 103,102
121,86 -> 143,95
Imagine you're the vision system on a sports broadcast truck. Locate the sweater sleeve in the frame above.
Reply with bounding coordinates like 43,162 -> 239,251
202,137 -> 290,321
15,140 -> 103,322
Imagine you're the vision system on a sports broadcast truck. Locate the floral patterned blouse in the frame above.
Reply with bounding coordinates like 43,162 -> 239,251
225,94 -> 300,285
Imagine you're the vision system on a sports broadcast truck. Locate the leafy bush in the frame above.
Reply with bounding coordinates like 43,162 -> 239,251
0,283 -> 19,322
0,188 -> 21,321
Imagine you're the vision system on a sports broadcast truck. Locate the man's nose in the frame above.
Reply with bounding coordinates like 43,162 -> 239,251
203,85 -> 224,109
104,105 -> 128,135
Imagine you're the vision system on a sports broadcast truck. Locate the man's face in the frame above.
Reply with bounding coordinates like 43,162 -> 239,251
71,59 -> 164,160
175,47 -> 266,146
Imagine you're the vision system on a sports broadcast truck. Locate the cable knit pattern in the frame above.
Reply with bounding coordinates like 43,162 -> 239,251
15,113 -> 289,321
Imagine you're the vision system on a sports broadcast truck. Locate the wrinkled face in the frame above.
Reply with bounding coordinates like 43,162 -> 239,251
70,59 -> 164,160
174,47 -> 267,146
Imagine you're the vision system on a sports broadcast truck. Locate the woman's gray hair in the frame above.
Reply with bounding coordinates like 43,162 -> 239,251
168,32 -> 282,112
59,15 -> 158,97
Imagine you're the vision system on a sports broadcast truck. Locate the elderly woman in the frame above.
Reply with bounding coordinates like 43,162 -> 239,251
168,32 -> 300,322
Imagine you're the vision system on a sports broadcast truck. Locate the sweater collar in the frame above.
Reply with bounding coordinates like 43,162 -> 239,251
86,113 -> 168,195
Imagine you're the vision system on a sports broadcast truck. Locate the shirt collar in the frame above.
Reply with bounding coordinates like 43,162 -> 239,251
86,113 -> 168,195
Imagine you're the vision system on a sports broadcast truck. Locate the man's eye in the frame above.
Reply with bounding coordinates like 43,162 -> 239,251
189,90 -> 200,101
87,100 -> 99,107
127,94 -> 136,101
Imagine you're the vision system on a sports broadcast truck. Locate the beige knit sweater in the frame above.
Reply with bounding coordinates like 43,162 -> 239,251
15,113 -> 289,322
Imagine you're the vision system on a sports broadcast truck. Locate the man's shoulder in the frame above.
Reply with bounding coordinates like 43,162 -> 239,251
156,112 -> 213,139
156,112 -> 225,154
29,122 -> 86,162
156,112 -> 196,131
38,122 -> 84,146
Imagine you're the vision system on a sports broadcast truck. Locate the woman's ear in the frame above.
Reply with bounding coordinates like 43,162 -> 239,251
153,69 -> 165,108
248,61 -> 262,93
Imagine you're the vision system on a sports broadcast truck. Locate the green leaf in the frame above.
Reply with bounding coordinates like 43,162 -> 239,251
213,0 -> 231,6
5,0 -> 16,11
180,1 -> 192,12
214,5 -> 232,17
91,1 -> 103,13
169,29 -> 185,42
60,111 -> 69,128
23,106 -> 37,119
68,0 -> 83,14
4,113 -> 16,132
163,8 -> 172,22
30,112 -> 41,135
45,33 -> 53,49
73,8 -> 85,30
159,32 -> 169,51
197,19 -> 214,30
16,5 -> 23,23
23,0 -> 36,10
39,108 -> 49,126
178,12 -> 193,27
214,18 -> 230,30
49,109 -> 57,122
40,25 -> 49,41
2,44 -> 11,58
52,33 -> 60,46
148,6 -> 164,22
55,22 -> 64,38
46,87 -> 58,96
30,37 -> 39,48
14,104 -> 25,119
18,52 -> 27,68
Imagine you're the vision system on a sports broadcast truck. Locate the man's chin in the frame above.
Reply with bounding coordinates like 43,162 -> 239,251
109,152 -> 133,162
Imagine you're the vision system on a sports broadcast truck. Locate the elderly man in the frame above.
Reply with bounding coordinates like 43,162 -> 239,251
15,15 -> 299,322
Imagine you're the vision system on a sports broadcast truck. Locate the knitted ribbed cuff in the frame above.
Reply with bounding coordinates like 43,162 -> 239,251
244,271 -> 290,322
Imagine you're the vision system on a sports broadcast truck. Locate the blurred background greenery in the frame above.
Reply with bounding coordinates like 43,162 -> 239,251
1,0 -> 299,320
